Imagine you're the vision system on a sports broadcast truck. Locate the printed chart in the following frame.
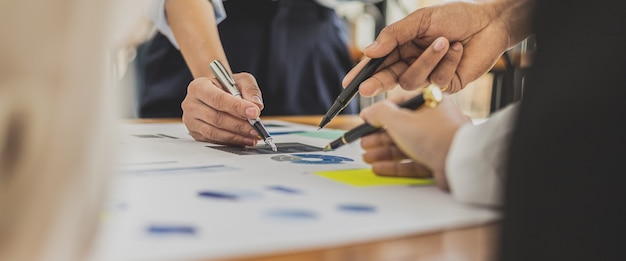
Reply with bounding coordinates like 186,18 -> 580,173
91,121 -> 499,261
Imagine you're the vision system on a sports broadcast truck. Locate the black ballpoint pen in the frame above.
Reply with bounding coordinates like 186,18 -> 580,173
318,54 -> 389,129
209,60 -> 277,151
323,86 -> 443,151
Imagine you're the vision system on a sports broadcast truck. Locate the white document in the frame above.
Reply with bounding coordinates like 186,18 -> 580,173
90,121 -> 500,261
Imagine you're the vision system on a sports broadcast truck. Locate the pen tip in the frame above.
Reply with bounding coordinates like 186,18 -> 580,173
322,144 -> 332,151
266,138 -> 277,152
318,118 -> 329,129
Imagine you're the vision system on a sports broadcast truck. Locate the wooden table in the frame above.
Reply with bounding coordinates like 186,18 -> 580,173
128,115 -> 500,261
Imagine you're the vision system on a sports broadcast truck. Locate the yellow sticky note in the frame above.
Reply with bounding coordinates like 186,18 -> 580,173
315,168 -> 435,187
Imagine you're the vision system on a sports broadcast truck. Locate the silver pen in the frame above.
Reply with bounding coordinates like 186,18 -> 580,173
209,60 -> 277,151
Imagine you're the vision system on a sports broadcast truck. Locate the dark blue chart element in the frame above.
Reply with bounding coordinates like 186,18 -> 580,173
337,204 -> 377,213
147,225 -> 196,235
197,189 -> 263,201
267,185 -> 302,195
271,154 -> 354,164
265,209 -> 318,220
197,191 -> 238,200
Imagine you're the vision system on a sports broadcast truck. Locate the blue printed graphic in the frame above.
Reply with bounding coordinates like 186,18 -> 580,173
271,154 -> 354,164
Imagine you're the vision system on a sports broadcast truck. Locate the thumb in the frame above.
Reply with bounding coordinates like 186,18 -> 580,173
234,73 -> 264,111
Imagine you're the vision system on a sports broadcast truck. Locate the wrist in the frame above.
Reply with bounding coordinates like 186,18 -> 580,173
491,0 -> 535,48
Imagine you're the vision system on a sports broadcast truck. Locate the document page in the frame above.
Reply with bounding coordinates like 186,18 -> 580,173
91,120 -> 499,261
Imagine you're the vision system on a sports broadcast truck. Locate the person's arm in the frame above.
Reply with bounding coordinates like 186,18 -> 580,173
114,0 -> 265,147
165,0 -> 229,77
446,103 -> 519,207
145,0 -> 226,50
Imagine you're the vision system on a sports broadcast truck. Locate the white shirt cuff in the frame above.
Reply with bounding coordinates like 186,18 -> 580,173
445,103 -> 519,207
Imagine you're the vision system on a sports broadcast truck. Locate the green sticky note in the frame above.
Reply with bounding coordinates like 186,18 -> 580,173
295,130 -> 345,140
315,168 -> 435,187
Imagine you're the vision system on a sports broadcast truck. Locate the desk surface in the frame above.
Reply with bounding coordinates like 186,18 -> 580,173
126,115 -> 499,261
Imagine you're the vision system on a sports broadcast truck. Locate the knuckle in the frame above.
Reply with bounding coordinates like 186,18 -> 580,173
385,68 -> 401,84
239,72 -> 255,81
189,131 -> 208,142
236,120 -> 250,134
213,111 -> 226,127
234,101 -> 248,116
234,72 -> 258,88
211,91 -> 228,110
201,126 -> 217,140
187,78 -> 206,92
181,97 -> 192,111
181,113 -> 191,125
379,25 -> 396,36
399,75 -> 418,90
429,75 -> 445,86
187,81 -> 198,92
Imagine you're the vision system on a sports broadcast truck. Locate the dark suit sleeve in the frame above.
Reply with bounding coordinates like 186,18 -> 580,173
498,0 -> 626,260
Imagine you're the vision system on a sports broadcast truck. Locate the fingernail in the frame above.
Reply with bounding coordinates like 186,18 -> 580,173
452,42 -> 462,51
252,95 -> 263,106
434,38 -> 445,51
365,41 -> 378,50
245,107 -> 257,118
250,130 -> 259,137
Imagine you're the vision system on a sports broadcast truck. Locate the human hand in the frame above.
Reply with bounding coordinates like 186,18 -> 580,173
347,1 -> 512,96
181,72 -> 265,146
359,94 -> 471,190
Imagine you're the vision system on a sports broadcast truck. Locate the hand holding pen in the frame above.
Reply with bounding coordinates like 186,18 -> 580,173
323,86 -> 443,151
180,61 -> 273,149
359,87 -> 471,188
209,60 -> 277,151
318,55 -> 389,129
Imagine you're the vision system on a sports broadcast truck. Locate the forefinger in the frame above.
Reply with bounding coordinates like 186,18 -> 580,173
360,131 -> 395,150
199,78 -> 261,119
398,37 -> 450,91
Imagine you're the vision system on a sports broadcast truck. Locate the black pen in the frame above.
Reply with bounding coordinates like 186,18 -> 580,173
318,54 -> 389,129
323,86 -> 443,151
209,60 -> 277,151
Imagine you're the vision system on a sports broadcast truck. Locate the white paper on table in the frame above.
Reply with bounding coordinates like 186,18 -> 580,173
89,120 -> 500,261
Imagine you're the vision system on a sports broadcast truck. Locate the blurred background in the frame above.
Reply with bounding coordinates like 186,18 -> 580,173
112,0 -> 533,121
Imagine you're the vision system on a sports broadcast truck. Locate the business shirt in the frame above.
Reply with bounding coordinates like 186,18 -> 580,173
498,0 -> 626,260
138,0 -> 361,117
146,0 -> 382,50
446,103 -> 518,207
